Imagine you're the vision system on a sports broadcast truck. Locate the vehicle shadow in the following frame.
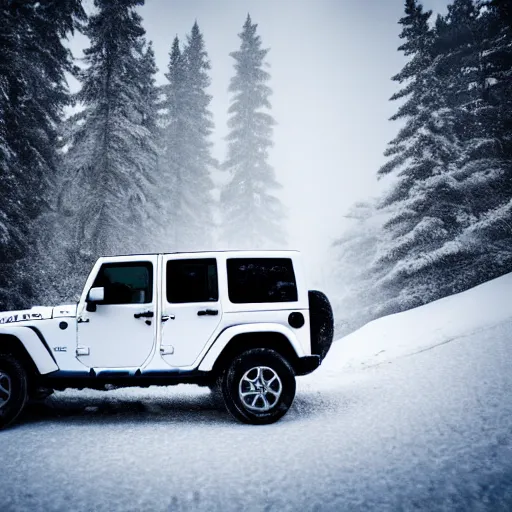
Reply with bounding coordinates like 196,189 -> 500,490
20,389 -> 231,427
17,387 -> 347,428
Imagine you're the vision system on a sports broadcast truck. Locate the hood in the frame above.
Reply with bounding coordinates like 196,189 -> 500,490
52,304 -> 78,318
0,304 -> 77,325
0,306 -> 53,325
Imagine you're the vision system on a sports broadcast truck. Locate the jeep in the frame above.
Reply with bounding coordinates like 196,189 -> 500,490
0,250 -> 333,428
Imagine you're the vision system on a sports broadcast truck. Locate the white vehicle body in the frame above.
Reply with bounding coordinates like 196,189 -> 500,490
0,250 -> 333,426
0,251 -> 326,382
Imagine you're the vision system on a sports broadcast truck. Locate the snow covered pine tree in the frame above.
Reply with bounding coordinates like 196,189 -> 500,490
62,0 -> 161,286
0,0 -> 85,310
159,23 -> 216,251
374,0 -> 467,315
375,0 -> 512,316
445,0 -> 512,285
160,36 -> 188,249
330,200 -> 390,335
220,15 -> 286,249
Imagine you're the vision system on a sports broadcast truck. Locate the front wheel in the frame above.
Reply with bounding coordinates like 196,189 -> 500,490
220,348 -> 296,425
0,354 -> 28,430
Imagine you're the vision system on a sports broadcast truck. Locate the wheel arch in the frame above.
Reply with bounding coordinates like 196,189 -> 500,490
0,327 -> 59,376
200,325 -> 304,377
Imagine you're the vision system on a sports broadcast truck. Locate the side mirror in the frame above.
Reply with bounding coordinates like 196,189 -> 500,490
86,287 -> 104,312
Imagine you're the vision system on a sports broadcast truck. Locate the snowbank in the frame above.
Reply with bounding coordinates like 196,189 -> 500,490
2,273 -> 512,511
312,271 -> 512,386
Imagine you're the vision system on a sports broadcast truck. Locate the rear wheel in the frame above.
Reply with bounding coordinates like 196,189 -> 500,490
0,354 -> 28,430
220,348 -> 296,425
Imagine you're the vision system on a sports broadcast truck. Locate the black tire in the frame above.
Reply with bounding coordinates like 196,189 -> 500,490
309,290 -> 334,361
29,387 -> 54,402
0,354 -> 28,430
208,381 -> 225,409
220,348 -> 296,425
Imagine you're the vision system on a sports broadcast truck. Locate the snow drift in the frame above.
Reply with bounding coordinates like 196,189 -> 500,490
309,271 -> 512,388
1,273 -> 512,511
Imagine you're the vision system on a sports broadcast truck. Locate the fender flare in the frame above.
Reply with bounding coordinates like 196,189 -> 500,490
198,323 -> 305,372
0,326 -> 59,375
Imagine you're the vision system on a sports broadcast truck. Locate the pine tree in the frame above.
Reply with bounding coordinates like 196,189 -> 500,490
418,1 -> 497,290
373,0 -> 512,315
61,0 -> 160,286
373,0 -> 466,315
330,200 -> 390,335
449,0 -> 512,282
160,24 -> 215,251
491,0 -> 512,27
132,40 -> 164,253
220,14 -> 285,249
181,22 -> 215,249
139,42 -> 160,170
0,0 -> 85,309
161,36 -> 187,249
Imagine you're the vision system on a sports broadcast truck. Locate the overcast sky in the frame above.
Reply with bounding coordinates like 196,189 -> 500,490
71,0 -> 450,283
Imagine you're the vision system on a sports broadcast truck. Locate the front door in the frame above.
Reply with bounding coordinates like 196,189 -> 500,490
77,258 -> 157,368
160,256 -> 222,367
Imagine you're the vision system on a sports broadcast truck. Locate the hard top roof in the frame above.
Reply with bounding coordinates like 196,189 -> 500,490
102,249 -> 300,257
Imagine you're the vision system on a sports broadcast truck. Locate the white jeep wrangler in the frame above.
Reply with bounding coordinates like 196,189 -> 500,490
0,250 -> 333,428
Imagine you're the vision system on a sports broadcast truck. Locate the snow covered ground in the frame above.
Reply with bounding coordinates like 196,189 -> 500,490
1,273 -> 512,511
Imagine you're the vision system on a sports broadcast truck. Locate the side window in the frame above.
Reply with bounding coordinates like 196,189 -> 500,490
227,258 -> 298,303
92,262 -> 153,305
167,259 -> 218,303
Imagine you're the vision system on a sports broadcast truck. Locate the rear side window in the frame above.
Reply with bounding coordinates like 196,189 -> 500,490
93,262 -> 153,305
167,259 -> 218,303
227,258 -> 298,303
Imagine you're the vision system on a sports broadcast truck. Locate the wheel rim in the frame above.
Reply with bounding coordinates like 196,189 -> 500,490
239,366 -> 282,412
0,371 -> 11,409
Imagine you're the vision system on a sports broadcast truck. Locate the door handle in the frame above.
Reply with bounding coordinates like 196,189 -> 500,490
197,309 -> 218,316
134,311 -> 154,319
161,315 -> 175,322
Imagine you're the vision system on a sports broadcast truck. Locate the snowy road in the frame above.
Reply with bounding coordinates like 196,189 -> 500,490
1,276 -> 512,511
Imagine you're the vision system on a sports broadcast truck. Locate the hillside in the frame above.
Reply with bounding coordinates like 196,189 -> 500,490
310,271 -> 512,385
1,273 -> 511,511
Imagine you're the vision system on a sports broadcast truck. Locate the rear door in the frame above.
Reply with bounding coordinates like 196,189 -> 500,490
160,256 -> 222,367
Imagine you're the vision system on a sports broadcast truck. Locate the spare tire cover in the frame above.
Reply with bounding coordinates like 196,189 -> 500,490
308,290 -> 334,361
